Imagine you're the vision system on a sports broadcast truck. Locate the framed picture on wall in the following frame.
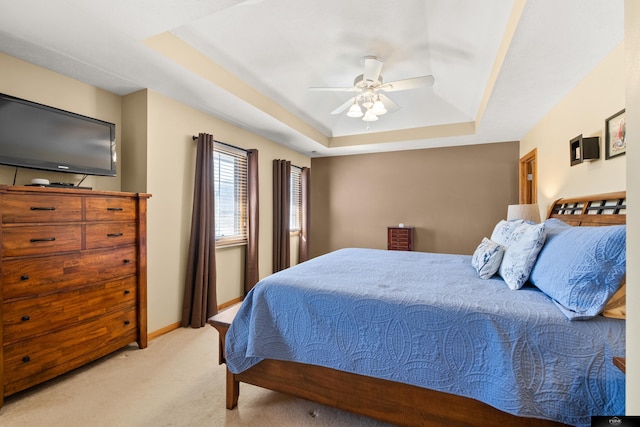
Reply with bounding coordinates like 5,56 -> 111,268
605,109 -> 626,159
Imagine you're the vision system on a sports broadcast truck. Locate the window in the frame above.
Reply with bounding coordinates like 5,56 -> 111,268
290,166 -> 302,232
214,143 -> 247,246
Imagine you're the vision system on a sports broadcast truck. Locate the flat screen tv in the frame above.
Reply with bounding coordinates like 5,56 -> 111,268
0,93 -> 116,177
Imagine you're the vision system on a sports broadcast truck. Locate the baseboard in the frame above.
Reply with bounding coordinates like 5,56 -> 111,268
148,322 -> 181,340
218,296 -> 244,310
147,297 -> 245,341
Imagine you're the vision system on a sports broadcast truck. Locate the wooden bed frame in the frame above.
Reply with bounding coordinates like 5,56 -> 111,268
209,192 -> 626,427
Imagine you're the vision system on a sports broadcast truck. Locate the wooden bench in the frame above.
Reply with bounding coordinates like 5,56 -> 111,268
208,303 -> 242,409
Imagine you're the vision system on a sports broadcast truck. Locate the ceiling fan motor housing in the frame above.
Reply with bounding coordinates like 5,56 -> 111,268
354,74 -> 383,89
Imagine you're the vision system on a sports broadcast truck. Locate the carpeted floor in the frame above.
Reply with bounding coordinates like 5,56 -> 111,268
0,326 -> 394,426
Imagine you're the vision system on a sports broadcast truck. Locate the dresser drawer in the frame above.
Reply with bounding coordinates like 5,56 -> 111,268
3,307 -> 138,392
387,226 -> 414,251
85,197 -> 137,222
3,277 -> 137,344
1,224 -> 82,257
86,222 -> 137,249
2,246 -> 138,300
1,194 -> 82,224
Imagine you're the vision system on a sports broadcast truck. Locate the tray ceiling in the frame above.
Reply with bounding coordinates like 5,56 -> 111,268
0,0 -> 624,157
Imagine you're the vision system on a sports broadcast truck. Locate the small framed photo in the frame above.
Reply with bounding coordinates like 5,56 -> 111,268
605,109 -> 626,159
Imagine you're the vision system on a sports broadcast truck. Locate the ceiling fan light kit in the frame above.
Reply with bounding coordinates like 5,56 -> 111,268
347,100 -> 364,118
310,56 -> 434,123
362,109 -> 379,122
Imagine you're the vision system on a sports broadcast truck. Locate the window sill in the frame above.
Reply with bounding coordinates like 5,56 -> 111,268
216,241 -> 247,250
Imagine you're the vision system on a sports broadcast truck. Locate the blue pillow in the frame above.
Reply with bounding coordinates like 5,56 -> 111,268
529,224 -> 626,320
542,218 -> 572,239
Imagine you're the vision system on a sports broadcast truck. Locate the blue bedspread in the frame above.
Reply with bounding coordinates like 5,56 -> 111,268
225,248 -> 625,426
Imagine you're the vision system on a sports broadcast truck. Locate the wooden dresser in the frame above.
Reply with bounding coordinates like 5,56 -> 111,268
0,185 -> 150,407
387,226 -> 414,251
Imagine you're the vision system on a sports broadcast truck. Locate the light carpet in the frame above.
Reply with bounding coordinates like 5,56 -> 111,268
0,326 -> 394,426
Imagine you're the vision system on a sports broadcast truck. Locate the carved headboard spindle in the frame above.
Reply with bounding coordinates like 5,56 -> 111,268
547,191 -> 626,226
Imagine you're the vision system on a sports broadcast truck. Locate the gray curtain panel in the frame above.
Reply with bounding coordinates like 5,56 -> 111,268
182,133 -> 217,328
273,159 -> 291,272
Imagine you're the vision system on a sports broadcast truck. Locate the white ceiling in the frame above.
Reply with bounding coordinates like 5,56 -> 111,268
0,0 -> 624,157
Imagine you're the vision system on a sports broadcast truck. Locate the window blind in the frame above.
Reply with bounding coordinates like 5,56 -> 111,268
290,166 -> 302,232
214,143 -> 247,246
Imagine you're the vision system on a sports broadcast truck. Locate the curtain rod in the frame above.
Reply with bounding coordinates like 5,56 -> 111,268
191,135 -> 248,153
192,135 -> 305,169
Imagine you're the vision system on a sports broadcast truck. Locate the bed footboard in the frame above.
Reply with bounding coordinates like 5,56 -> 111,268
209,306 -> 567,427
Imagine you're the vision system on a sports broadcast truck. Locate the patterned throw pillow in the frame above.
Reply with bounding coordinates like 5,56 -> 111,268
471,238 -> 505,279
490,219 -> 525,246
498,222 -> 546,290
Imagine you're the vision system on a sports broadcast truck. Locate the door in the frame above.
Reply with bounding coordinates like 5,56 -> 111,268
519,149 -> 537,204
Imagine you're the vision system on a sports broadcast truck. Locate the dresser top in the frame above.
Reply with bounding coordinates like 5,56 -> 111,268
0,185 -> 151,199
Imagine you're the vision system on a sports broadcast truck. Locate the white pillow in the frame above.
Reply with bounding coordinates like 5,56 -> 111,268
498,222 -> 546,290
490,219 -> 525,246
471,238 -> 505,279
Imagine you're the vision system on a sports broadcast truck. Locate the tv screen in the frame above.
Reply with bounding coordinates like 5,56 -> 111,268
0,93 -> 116,177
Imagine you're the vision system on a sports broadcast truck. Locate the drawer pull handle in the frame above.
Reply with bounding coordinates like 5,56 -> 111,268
22,315 -> 30,321
107,233 -> 124,237
21,274 -> 29,281
30,237 -> 56,242
124,320 -> 130,325
123,259 -> 131,264
22,356 -> 31,363
30,206 -> 56,211
107,207 -> 124,211
124,289 -> 131,295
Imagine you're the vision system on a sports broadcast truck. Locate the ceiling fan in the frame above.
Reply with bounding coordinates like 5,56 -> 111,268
309,56 -> 435,122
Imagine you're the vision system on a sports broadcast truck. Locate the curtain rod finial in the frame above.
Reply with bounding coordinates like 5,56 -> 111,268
192,135 -> 198,140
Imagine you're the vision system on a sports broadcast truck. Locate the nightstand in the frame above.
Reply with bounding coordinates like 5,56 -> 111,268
387,226 -> 414,251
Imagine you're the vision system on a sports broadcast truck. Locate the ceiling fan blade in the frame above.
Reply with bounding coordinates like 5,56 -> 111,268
309,86 -> 358,92
330,97 -> 357,115
363,56 -> 383,84
379,75 -> 434,92
378,93 -> 401,113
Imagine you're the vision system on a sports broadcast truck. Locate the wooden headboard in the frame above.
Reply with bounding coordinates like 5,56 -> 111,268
547,191 -> 626,226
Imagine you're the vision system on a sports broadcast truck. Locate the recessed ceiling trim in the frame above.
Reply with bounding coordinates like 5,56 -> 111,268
143,31 -> 329,147
475,0 -> 527,127
329,121 -> 476,148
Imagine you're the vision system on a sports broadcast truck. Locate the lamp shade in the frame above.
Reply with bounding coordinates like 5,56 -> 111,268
507,204 -> 541,223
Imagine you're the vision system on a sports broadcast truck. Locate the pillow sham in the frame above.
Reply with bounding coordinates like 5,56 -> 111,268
529,225 -> 626,320
490,219 -> 525,246
542,218 -> 572,239
498,222 -> 546,290
471,238 -> 505,279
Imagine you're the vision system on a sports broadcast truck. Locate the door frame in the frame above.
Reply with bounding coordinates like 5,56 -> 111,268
519,148 -> 537,204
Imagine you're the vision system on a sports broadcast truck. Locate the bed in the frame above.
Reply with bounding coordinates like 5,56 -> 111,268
209,192 -> 626,427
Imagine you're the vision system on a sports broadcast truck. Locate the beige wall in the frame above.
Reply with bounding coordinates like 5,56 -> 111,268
520,30 -> 637,410
121,89 -> 148,192
0,53 -> 121,192
136,89 -> 310,331
625,0 -> 639,413
310,141 -> 519,257
519,43 -> 626,212
0,53 -> 311,333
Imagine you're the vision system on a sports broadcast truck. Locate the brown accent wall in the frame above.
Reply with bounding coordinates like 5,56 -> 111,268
310,141 -> 519,257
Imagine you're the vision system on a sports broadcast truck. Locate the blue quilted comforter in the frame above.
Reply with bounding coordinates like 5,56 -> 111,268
225,248 -> 625,426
